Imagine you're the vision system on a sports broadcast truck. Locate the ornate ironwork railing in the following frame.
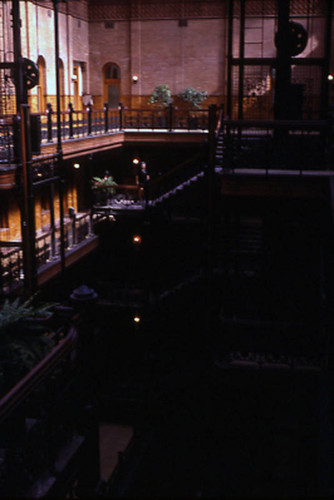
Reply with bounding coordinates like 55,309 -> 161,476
0,212 -> 94,294
149,151 -> 206,202
0,323 -> 82,498
40,104 -> 211,143
220,119 -> 332,172
0,116 -> 17,164
0,242 -> 24,292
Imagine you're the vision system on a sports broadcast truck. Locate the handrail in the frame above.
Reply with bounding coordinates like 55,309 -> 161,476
0,324 -> 78,423
215,104 -> 224,139
223,118 -> 330,130
150,151 -> 204,189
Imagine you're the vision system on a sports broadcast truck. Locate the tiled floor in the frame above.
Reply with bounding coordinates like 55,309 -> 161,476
99,423 -> 134,481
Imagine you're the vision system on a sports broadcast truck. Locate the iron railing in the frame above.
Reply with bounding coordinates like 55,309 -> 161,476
219,119 -> 332,172
40,104 -> 211,143
0,324 -> 82,498
0,116 -> 17,164
0,212 -> 93,294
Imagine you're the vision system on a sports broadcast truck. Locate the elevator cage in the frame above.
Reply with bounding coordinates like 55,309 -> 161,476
228,0 -> 332,120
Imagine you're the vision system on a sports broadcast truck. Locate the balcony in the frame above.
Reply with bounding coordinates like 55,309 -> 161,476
0,212 -> 98,294
0,104 -> 332,295
38,104 -> 210,160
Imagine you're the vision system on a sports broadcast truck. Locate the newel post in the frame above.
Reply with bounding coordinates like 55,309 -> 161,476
104,101 -> 109,133
87,102 -> 92,135
68,102 -> 74,138
46,102 -> 53,142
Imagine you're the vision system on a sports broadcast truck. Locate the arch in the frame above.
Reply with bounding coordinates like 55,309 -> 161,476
103,62 -> 121,108
104,63 -> 121,80
37,55 -> 47,112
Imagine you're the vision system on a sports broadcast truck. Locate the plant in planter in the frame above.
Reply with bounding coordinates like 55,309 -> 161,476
177,87 -> 208,108
91,174 -> 118,205
148,85 -> 173,128
0,296 -> 59,395
148,84 -> 173,108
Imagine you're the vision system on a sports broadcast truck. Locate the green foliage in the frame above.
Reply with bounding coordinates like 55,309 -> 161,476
178,87 -> 208,108
91,175 -> 117,195
0,295 -> 58,393
148,84 -> 173,107
0,295 -> 58,332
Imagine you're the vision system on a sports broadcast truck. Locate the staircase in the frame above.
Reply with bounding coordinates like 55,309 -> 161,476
215,127 -> 224,173
150,170 -> 205,207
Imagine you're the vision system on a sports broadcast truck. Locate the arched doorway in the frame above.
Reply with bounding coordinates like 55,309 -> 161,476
103,63 -> 120,108
37,55 -> 46,112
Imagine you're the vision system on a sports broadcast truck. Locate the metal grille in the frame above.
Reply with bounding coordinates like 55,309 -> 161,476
291,64 -> 323,119
233,0 -> 277,17
290,0 -> 327,16
232,0 -> 327,17
232,65 -> 274,119
0,2 -> 15,115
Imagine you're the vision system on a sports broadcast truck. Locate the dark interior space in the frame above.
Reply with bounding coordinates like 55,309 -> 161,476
0,0 -> 333,498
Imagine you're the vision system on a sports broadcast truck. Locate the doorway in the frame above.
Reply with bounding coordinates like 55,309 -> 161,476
103,63 -> 121,108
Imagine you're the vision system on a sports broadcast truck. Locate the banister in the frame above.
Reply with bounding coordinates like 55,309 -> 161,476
0,324 -> 78,423
150,151 -> 204,188
223,119 -> 330,130
215,104 -> 224,139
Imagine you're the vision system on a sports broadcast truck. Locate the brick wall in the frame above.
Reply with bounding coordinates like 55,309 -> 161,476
89,17 -> 227,108
22,1 -> 90,113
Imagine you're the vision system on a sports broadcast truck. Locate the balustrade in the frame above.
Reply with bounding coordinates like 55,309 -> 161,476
0,322 -> 96,499
0,116 -> 16,164
219,119 -> 332,172
0,212 -> 94,295
38,105 -> 211,143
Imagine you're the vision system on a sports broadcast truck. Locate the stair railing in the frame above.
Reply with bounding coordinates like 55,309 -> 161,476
149,151 -> 205,203
0,320 -> 86,498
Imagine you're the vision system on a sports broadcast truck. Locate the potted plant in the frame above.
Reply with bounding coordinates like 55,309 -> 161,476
91,174 -> 118,205
176,88 -> 208,129
148,85 -> 173,128
148,84 -> 173,108
177,87 -> 208,108
0,295 -> 59,395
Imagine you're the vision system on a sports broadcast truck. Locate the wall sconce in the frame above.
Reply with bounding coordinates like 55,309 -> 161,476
328,74 -> 334,82
132,157 -> 140,165
73,163 -> 80,169
133,315 -> 141,324
133,234 -> 142,244
132,75 -> 138,84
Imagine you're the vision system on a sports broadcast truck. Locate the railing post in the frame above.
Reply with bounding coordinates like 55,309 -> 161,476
104,102 -> 109,133
69,207 -> 76,246
119,101 -> 123,130
20,104 -> 38,295
87,102 -> 92,135
168,103 -> 173,131
68,102 -> 74,138
12,114 -> 21,163
220,102 -> 225,124
0,251 -> 3,296
46,102 -> 53,142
